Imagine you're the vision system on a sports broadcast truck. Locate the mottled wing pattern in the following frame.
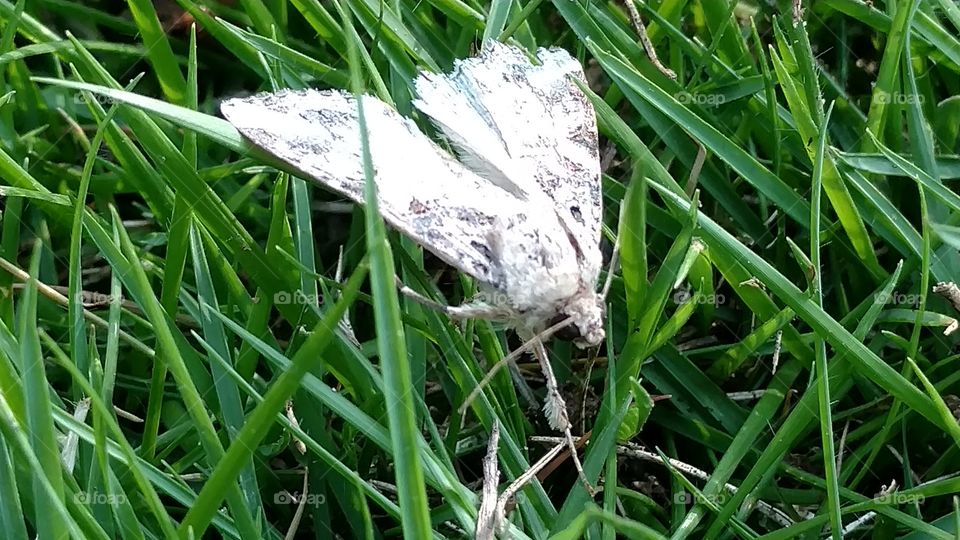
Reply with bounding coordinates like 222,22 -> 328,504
413,42 -> 602,273
221,89 -> 551,291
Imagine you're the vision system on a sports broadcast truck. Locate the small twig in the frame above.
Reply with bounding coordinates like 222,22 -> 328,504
114,406 -> 144,423
533,430 -> 593,486
283,469 -> 310,540
0,257 -> 154,357
476,422 -> 502,540
726,389 -> 791,401
840,510 -> 876,535
495,440 -> 567,526
369,480 -> 399,497
62,399 -> 91,474
837,420 -> 850,473
934,282 -> 960,313
12,282 -> 196,328
532,437 -> 796,527
623,0 -> 677,79
933,282 -> 960,335
686,145 -> 706,196
739,277 -> 765,289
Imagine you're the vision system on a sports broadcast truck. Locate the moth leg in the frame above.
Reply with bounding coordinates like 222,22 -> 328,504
445,302 -> 510,320
458,316 -> 578,424
530,338 -> 596,497
600,232 -> 621,300
396,279 -> 452,312
469,337 -> 597,506
395,277 -> 508,320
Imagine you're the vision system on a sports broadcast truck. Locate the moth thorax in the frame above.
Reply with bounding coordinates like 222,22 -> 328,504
561,291 -> 605,348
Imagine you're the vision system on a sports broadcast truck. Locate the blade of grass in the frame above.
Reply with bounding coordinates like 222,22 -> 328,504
0,384 -> 82,538
346,4 -> 434,536
651,182 -> 940,424
109,205 -> 260,538
810,102 -> 842,538
176,257 -> 368,537
588,41 -> 813,227
21,236 -> 70,540
124,0 -> 186,103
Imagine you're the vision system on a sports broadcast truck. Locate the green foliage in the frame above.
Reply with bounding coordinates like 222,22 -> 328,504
0,0 -> 958,537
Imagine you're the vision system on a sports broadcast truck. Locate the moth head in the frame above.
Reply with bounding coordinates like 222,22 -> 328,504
554,292 -> 605,348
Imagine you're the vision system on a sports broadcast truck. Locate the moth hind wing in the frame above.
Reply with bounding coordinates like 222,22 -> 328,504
413,42 -> 603,277
412,72 -> 533,200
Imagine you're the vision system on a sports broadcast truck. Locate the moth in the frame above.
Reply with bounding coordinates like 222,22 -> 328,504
220,41 -> 608,352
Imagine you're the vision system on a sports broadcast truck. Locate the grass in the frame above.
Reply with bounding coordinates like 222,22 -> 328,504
1,0 -> 960,538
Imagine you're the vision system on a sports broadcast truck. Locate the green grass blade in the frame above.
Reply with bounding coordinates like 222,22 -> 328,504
20,238 -> 71,540
124,0 -> 186,103
810,102 -> 842,538
177,259 -> 368,537
349,8 -> 434,536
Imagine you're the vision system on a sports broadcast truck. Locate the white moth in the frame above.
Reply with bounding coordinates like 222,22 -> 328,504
220,41 -> 606,351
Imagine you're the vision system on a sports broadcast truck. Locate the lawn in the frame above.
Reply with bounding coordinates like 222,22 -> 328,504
0,0 -> 959,538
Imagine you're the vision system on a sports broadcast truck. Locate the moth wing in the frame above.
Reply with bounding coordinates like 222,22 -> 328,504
411,71 -> 535,201
413,42 -> 603,277
221,89 -> 546,290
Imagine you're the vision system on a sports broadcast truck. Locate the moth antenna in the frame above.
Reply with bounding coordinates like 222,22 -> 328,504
457,316 -> 577,417
600,233 -> 621,301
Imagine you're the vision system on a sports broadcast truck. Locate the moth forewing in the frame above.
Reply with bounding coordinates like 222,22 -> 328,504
222,90 -> 529,291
